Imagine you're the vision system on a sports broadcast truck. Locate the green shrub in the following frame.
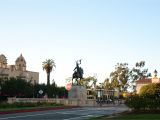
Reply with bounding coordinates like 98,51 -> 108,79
139,83 -> 160,97
125,94 -> 160,110
0,102 -> 63,109
125,83 -> 160,110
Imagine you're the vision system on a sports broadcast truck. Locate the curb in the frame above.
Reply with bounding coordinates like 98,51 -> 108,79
0,106 -> 79,115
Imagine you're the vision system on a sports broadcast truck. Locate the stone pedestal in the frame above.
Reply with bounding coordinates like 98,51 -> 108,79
68,85 -> 87,106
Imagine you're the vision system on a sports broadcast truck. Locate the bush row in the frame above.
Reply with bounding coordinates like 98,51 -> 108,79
0,102 -> 63,109
125,95 -> 160,110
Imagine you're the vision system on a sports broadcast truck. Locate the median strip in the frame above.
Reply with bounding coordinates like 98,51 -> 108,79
0,106 -> 79,115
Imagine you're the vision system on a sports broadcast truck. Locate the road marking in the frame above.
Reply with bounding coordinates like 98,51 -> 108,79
56,109 -> 88,114
0,109 -> 90,120
63,115 -> 93,120
0,106 -> 124,120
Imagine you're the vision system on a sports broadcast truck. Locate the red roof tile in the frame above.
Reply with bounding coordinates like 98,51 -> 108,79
136,78 -> 151,84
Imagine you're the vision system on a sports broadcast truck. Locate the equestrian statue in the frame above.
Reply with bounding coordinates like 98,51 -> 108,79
72,59 -> 84,85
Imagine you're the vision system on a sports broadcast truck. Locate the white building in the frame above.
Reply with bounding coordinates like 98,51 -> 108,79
0,54 -> 39,84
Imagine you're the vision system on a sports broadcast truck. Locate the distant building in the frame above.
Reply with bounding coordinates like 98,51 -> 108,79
136,70 -> 160,93
0,54 -> 39,84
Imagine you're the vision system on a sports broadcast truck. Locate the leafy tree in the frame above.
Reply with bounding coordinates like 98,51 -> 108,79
42,59 -> 56,86
139,83 -> 160,97
34,83 -> 47,98
0,78 -> 4,87
56,87 -> 68,98
0,76 -> 67,99
110,63 -> 129,91
103,78 -> 113,90
47,82 -> 59,98
130,61 -> 151,92
81,76 -> 97,89
1,78 -> 33,97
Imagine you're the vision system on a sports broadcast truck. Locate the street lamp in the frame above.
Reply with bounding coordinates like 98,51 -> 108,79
97,83 -> 103,107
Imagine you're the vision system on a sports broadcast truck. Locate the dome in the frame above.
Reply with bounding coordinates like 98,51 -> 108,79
0,54 -> 7,64
15,54 -> 26,71
15,54 -> 26,64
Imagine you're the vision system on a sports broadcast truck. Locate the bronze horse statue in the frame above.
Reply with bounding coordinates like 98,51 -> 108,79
72,60 -> 83,85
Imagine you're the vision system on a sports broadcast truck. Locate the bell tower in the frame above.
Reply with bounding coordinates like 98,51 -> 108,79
152,69 -> 160,83
15,54 -> 26,71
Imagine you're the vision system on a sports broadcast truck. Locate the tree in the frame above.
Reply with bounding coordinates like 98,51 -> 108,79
42,59 -> 56,86
2,78 -> 33,98
110,63 -> 129,91
56,87 -> 68,98
81,76 -> 97,89
139,83 -> 160,97
103,78 -> 113,90
34,83 -> 46,98
130,61 -> 151,92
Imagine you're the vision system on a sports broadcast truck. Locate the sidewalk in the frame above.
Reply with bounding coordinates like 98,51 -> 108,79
95,103 -> 129,113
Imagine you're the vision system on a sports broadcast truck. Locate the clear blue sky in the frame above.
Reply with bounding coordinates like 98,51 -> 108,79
0,0 -> 160,86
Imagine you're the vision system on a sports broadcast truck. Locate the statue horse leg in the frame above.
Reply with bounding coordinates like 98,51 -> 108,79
75,78 -> 78,85
72,78 -> 73,85
72,73 -> 76,85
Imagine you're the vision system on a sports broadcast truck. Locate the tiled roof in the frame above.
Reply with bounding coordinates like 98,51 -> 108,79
136,78 -> 152,84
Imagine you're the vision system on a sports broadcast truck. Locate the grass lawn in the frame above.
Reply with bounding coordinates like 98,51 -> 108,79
0,102 -> 64,112
94,114 -> 160,120
88,111 -> 160,120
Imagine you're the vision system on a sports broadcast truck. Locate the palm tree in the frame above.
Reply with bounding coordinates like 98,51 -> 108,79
42,59 -> 56,86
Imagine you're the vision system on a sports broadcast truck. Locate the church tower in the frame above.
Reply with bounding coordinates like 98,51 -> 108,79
0,54 -> 7,68
152,69 -> 160,83
15,54 -> 26,71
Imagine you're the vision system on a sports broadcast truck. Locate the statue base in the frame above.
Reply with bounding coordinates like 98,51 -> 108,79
68,85 -> 87,106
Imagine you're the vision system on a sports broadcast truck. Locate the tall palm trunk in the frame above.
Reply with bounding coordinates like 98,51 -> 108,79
47,72 -> 50,86
47,72 -> 50,98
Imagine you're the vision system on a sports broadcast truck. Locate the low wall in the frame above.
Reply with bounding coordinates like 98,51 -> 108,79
7,98 -> 97,106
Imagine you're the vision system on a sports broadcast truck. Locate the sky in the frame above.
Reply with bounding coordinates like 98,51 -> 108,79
0,0 -> 160,86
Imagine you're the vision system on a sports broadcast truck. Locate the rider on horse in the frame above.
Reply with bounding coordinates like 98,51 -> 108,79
72,60 -> 83,85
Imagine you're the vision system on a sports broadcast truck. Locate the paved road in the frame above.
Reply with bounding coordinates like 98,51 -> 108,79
0,104 -> 128,120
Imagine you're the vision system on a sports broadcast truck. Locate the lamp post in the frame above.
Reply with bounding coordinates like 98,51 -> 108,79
97,83 -> 103,107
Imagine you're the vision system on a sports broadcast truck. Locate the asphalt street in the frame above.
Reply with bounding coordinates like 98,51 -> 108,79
0,104 -> 128,120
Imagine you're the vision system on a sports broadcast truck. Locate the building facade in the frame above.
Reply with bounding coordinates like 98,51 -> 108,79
136,70 -> 160,93
0,54 -> 39,84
